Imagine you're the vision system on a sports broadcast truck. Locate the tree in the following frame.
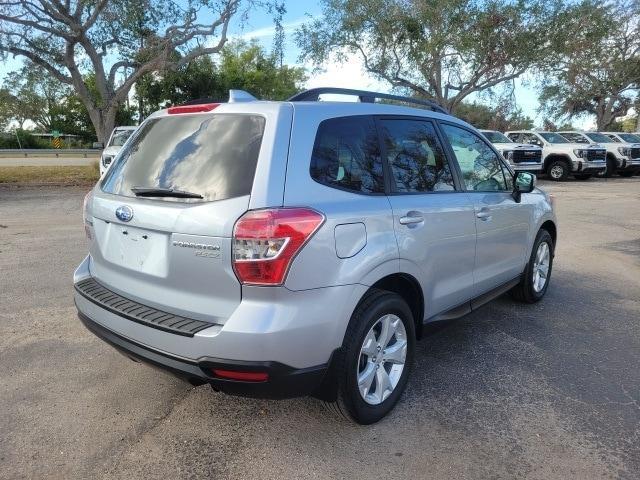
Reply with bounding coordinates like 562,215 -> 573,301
296,0 -> 567,112
135,40 -> 306,117
0,0 -> 277,142
538,1 -> 640,130
454,102 -> 534,131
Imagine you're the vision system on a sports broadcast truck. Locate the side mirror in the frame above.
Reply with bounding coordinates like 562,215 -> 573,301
513,172 -> 536,203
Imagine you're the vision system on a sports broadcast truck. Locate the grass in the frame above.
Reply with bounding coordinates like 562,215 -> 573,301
0,162 -> 99,186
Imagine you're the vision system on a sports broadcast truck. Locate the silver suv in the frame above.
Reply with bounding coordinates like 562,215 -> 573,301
74,88 -> 557,424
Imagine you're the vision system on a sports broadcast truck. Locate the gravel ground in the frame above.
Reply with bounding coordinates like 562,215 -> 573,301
0,178 -> 639,480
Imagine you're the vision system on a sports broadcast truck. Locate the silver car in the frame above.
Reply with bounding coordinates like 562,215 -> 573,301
74,88 -> 557,424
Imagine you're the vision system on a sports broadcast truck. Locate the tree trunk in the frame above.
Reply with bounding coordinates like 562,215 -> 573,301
87,106 -> 117,144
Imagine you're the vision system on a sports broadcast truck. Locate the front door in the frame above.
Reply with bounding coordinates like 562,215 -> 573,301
440,123 -> 531,296
378,118 -> 477,318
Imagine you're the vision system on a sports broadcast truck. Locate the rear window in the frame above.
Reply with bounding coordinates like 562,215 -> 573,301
101,114 -> 265,202
309,116 -> 384,194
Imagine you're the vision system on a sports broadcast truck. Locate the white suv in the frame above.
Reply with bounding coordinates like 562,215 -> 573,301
559,131 -> 640,177
75,88 -> 557,424
505,131 -> 606,181
100,126 -> 137,177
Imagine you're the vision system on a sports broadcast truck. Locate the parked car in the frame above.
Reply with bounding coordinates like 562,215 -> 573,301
505,130 -> 606,181
558,131 -> 640,177
601,132 -> 640,176
100,126 -> 137,177
75,88 -> 557,424
479,130 -> 543,173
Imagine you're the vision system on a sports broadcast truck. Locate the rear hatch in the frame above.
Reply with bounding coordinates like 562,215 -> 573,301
85,103 -> 289,324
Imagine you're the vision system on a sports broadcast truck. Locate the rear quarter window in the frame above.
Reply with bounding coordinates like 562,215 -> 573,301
309,116 -> 384,194
101,114 -> 265,202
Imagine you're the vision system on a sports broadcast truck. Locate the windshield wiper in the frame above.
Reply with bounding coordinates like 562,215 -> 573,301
131,186 -> 203,199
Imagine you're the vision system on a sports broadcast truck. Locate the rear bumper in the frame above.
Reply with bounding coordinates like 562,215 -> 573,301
78,310 -> 338,399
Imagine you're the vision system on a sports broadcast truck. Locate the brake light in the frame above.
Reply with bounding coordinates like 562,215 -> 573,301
167,103 -> 220,114
232,208 -> 325,286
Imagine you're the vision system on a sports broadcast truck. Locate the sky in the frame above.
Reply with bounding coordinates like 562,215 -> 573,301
0,0 -> 591,129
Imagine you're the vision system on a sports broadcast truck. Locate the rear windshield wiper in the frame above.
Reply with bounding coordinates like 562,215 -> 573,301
131,186 -> 204,199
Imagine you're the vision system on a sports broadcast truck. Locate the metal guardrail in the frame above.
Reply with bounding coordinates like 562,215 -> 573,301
0,149 -> 101,158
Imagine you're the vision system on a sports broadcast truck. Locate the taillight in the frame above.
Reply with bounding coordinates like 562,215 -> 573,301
232,208 -> 324,286
83,191 -> 93,240
167,103 -> 219,114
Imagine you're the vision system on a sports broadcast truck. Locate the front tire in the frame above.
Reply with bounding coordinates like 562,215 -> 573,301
547,160 -> 569,181
598,157 -> 616,178
325,290 -> 415,424
510,229 -> 554,303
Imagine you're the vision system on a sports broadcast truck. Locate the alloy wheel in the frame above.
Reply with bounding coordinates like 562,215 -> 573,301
532,241 -> 550,292
357,314 -> 407,405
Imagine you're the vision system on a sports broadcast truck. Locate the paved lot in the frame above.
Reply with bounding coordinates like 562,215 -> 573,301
1,178 -> 639,479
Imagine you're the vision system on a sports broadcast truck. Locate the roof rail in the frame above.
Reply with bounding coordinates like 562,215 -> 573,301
287,87 -> 448,115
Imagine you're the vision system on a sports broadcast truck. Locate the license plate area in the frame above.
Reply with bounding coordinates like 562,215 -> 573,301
98,221 -> 168,276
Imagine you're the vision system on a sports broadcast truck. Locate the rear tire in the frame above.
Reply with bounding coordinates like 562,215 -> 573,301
510,229 -> 554,304
574,174 -> 592,180
547,160 -> 569,181
324,289 -> 415,424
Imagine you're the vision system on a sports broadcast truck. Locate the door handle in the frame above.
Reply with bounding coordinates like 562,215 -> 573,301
399,214 -> 424,225
476,207 -> 492,221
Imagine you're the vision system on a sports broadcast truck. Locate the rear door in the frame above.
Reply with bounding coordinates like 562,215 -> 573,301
86,105 -> 291,324
379,117 -> 477,317
439,123 -> 531,296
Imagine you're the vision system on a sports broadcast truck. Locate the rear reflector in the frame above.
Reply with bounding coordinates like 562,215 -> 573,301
212,369 -> 269,382
232,208 -> 325,286
167,103 -> 220,114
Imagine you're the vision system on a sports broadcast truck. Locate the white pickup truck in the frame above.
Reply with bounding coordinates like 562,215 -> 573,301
558,131 -> 640,178
505,131 -> 606,181
480,130 -> 543,173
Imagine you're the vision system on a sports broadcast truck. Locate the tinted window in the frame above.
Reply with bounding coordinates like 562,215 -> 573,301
442,124 -> 508,192
109,129 -> 135,147
562,133 -> 588,143
310,116 -> 384,193
379,119 -> 454,193
102,114 -> 265,202
618,133 -> 640,143
507,133 -> 521,142
539,132 -> 570,143
584,132 -> 612,143
482,131 -> 513,143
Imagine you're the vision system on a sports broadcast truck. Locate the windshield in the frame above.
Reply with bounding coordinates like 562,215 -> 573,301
108,129 -> 135,147
618,133 -> 640,143
585,132 -> 614,143
481,131 -> 512,143
539,132 -> 570,144
101,114 -> 265,202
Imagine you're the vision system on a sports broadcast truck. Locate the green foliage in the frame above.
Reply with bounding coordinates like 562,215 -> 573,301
454,102 -> 534,131
0,130 -> 50,149
296,0 -> 568,111
538,0 -> 640,130
135,40 -> 306,117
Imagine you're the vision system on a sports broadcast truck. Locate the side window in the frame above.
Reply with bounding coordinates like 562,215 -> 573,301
379,119 -> 454,193
310,116 -> 384,193
441,124 -> 509,192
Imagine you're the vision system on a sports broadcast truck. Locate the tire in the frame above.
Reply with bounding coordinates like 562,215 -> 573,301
547,160 -> 569,181
510,229 -> 554,304
324,289 -> 415,424
619,171 -> 634,177
574,174 -> 592,180
598,157 -> 616,178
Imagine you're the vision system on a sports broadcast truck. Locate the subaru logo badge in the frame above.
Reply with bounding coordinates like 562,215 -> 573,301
115,205 -> 133,222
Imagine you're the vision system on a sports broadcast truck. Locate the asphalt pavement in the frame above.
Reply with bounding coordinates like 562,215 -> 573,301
0,155 -> 98,167
0,178 -> 639,479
